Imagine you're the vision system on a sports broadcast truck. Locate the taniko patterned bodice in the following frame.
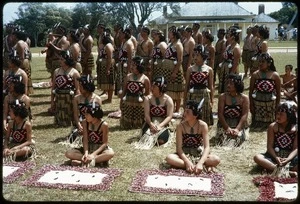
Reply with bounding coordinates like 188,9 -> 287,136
189,71 -> 209,89
182,133 -> 203,148
224,104 -> 242,119
125,81 -> 144,96
274,131 -> 296,151
87,122 -> 104,144
118,44 -> 128,62
11,121 -> 27,143
55,74 -> 75,90
152,47 -> 164,59
223,45 -> 234,62
165,45 -> 177,60
150,104 -> 167,118
254,78 -> 275,93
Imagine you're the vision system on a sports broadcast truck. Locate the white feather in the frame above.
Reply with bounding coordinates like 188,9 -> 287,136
197,98 -> 204,111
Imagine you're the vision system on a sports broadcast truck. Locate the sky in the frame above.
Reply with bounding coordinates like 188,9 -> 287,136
2,2 -> 284,24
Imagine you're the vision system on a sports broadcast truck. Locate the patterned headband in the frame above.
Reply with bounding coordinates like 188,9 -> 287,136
153,77 -> 166,88
9,99 -> 26,109
277,101 -> 297,115
87,101 -> 101,114
78,74 -> 93,85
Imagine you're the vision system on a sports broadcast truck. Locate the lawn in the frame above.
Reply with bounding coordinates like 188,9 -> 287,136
2,47 -> 298,201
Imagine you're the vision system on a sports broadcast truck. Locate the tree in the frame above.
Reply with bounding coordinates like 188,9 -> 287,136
269,2 -> 298,29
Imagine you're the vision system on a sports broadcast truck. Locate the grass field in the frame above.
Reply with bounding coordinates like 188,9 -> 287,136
2,46 -> 298,201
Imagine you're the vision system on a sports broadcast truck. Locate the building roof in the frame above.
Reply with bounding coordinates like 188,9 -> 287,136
151,2 -> 277,25
252,13 -> 279,23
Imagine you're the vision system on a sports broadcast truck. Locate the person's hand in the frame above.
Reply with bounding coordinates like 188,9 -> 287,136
149,123 -> 158,134
275,156 -> 282,166
82,153 -> 88,163
3,148 -> 11,156
185,160 -> 195,173
171,72 -> 177,81
278,157 -> 289,167
194,163 -> 204,174
77,123 -> 83,134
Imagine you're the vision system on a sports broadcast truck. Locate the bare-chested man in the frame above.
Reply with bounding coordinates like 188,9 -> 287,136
182,26 -> 195,79
136,26 -> 154,79
3,24 -> 17,71
79,24 -> 94,75
214,28 -> 226,87
47,23 -> 70,114
192,23 -> 203,46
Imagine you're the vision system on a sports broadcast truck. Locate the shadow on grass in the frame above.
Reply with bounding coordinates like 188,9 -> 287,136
31,101 -> 50,106
29,93 -> 51,98
50,136 -> 69,143
33,111 -> 52,117
32,123 -> 62,130
209,136 -> 220,147
249,164 -> 264,175
159,162 -> 172,170
125,135 -> 139,144
33,77 -> 51,81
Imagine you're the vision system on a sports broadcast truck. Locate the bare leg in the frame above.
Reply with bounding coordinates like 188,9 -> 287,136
165,153 -> 185,169
253,154 -> 276,171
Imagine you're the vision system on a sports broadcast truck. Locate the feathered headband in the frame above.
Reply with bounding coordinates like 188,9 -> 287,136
86,101 -> 101,114
153,76 -> 167,88
77,74 -> 93,85
186,98 -> 205,113
9,99 -> 26,109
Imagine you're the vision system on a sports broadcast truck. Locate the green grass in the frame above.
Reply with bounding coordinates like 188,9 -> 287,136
2,50 -> 297,201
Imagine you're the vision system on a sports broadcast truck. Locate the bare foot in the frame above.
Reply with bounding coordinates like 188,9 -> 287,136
71,160 -> 82,166
289,171 -> 298,178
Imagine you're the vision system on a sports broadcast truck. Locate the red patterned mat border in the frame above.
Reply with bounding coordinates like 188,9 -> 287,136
253,176 -> 298,201
3,161 -> 36,183
129,168 -> 225,197
21,164 -> 122,191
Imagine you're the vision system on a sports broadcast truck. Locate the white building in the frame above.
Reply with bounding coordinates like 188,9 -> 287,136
149,2 -> 279,41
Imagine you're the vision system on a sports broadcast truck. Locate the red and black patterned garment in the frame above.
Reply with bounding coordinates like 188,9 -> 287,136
189,71 -> 209,90
87,122 -> 104,144
254,78 -> 275,94
223,45 -> 234,63
11,121 -> 27,143
224,104 -> 242,119
182,133 -> 203,149
165,45 -> 177,61
118,47 -> 128,63
78,103 -> 88,121
125,81 -> 144,97
150,104 -> 167,118
99,48 -> 107,59
152,47 -> 164,59
54,74 -> 75,93
274,131 -> 296,152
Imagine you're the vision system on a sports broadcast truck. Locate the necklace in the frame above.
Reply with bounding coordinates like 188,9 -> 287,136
155,97 -> 160,105
133,74 -> 138,81
261,71 -> 267,79
189,121 -> 198,134
198,65 -> 204,72
230,93 -> 238,105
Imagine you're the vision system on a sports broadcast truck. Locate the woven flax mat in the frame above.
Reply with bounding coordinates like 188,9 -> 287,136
21,164 -> 122,191
129,168 -> 225,197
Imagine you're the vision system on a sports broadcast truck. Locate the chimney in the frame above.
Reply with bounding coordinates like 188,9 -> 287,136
258,4 -> 265,14
163,6 -> 167,17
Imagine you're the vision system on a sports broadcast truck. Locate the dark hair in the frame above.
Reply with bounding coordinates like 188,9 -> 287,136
132,56 -> 145,73
218,28 -> 226,34
285,64 -> 293,71
55,24 -> 67,36
276,101 -> 297,132
86,102 -> 103,119
102,32 -> 113,45
121,28 -> 131,39
258,53 -> 276,71
9,99 -> 28,119
258,24 -> 269,39
203,31 -> 214,42
141,26 -> 150,35
12,31 -> 28,41
60,50 -> 76,67
68,29 -> 80,43
155,30 -> 166,42
12,80 -> 26,95
227,73 -> 244,93
194,44 -> 208,60
152,76 -> 167,93
168,26 -> 181,40
77,75 -> 95,92
8,50 -> 21,67
185,100 -> 204,119
227,26 -> 241,43
193,23 -> 200,29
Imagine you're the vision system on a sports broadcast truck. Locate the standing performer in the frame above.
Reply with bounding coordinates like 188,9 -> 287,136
96,32 -> 115,104
162,26 -> 185,114
11,30 -> 33,95
151,30 -> 167,80
120,56 -> 150,129
249,53 -> 281,130
184,44 -> 214,127
79,24 -> 94,75
67,29 -> 82,73
218,26 -> 242,94
182,26 -> 195,80
214,28 -> 226,88
192,22 -> 203,46
135,26 -> 154,80
242,26 -> 253,78
51,51 -> 80,127
3,23 -> 17,71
